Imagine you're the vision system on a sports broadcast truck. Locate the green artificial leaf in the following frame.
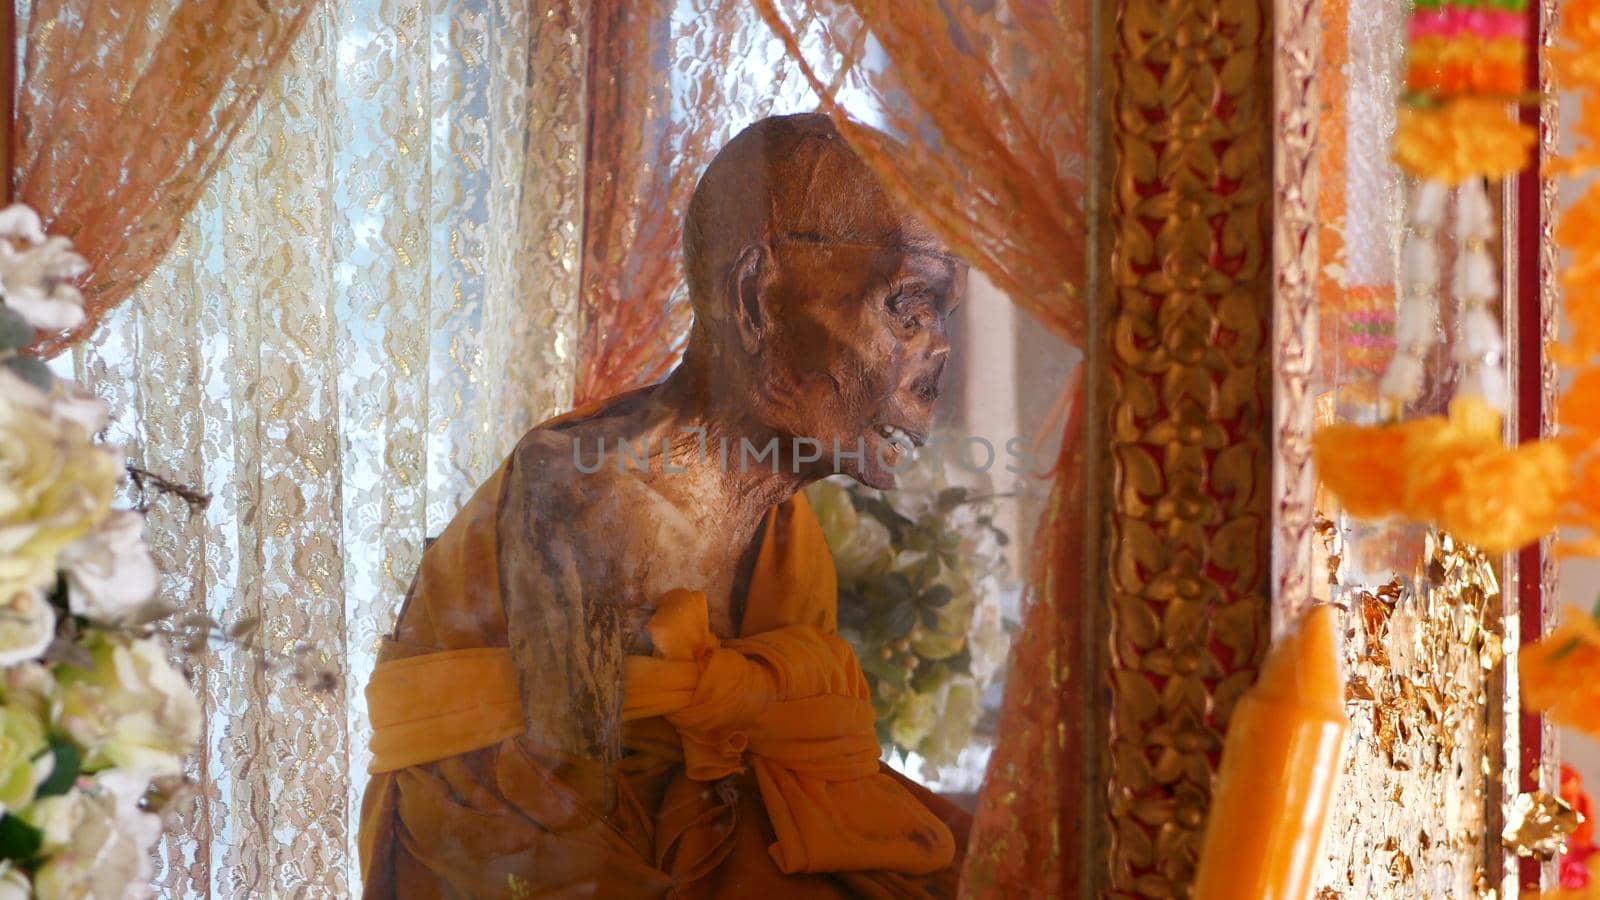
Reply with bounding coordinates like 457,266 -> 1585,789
0,307 -> 31,351
884,572 -> 915,604
919,607 -> 940,630
47,575 -> 69,615
5,356 -> 52,391
885,602 -> 917,640
947,645 -> 973,675
0,814 -> 42,862
993,529 -> 1010,547
838,597 -> 869,630
921,584 -> 954,608
910,660 -> 952,694
857,495 -> 912,541
34,738 -> 81,799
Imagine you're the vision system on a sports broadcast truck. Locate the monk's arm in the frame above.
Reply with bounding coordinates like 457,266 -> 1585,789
496,444 -> 626,764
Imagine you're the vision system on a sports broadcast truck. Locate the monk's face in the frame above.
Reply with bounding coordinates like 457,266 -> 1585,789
754,216 -> 963,490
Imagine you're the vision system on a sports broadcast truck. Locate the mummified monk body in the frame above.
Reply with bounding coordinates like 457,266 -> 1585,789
357,113 -> 971,898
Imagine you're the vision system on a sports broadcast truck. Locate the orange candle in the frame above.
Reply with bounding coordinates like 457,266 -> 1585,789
1192,604 -> 1350,900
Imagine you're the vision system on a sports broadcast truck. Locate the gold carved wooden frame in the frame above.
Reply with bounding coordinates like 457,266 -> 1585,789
1087,0 -> 1275,891
1085,0 -> 1559,887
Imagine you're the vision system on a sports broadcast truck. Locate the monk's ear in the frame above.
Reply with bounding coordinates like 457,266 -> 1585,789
729,242 -> 772,355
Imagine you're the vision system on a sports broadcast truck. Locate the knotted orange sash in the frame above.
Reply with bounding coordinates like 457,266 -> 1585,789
624,588 -> 954,876
361,488 -> 957,892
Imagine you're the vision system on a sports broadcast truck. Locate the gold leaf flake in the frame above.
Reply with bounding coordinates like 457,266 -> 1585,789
1502,791 -> 1582,860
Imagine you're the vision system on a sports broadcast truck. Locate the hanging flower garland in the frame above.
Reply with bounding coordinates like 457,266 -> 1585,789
1513,0 -> 1600,756
1314,0 -> 1553,553
1315,0 -> 1600,757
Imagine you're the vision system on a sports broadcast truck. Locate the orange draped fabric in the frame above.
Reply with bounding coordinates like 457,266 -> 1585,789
20,0 -> 317,357
574,0 -> 811,405
359,468 -> 969,897
752,4 -> 1091,895
575,0 -> 691,404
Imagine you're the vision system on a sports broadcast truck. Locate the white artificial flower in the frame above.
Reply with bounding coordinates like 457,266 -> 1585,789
0,862 -> 30,900
807,478 -> 893,582
0,205 -> 46,245
59,512 -> 157,624
43,381 -> 110,438
0,368 -> 117,606
59,633 -> 200,781
0,702 -> 50,816
0,585 -> 55,668
31,771 -> 161,900
887,690 -> 938,751
0,219 -> 87,332
916,677 -> 981,776
1,660 -> 59,724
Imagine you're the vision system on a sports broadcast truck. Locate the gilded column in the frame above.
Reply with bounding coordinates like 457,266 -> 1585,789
1099,0 -> 1275,893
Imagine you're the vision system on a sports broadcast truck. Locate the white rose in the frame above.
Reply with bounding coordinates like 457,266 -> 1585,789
0,231 -> 87,333
0,862 -> 30,900
31,771 -> 161,900
917,676 -> 981,773
0,368 -> 117,602
59,633 -> 199,780
0,585 -> 54,668
0,205 -> 46,245
807,479 -> 893,582
42,382 -> 109,438
1,661 -> 58,719
59,512 -> 157,623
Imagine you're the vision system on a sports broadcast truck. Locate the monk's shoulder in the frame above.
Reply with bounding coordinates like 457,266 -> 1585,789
497,427 -> 641,588
506,425 -> 679,533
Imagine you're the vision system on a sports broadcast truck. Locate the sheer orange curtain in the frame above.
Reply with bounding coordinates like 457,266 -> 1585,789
574,0 -> 811,404
575,0 -> 689,404
753,2 -> 1092,895
19,0 -> 317,357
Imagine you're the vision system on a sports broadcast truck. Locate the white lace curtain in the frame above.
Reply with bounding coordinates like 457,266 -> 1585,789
49,0 -> 825,892
55,1 -> 586,892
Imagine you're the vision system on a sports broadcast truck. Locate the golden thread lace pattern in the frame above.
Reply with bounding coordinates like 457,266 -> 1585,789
19,0 -> 317,356
574,0 -> 815,403
61,1 -> 586,893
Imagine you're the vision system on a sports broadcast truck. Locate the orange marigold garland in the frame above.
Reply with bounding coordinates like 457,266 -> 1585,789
1518,0 -> 1600,748
1315,0 -> 1545,552
1395,0 -> 1537,185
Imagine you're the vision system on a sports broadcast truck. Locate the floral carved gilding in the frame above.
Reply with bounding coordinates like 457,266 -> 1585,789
1102,0 -> 1275,891
1273,0 -> 1323,627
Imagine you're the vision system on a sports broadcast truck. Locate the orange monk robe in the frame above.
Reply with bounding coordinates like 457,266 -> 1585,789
358,462 -> 970,898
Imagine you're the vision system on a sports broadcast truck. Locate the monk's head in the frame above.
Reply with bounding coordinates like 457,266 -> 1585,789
682,113 -> 962,489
